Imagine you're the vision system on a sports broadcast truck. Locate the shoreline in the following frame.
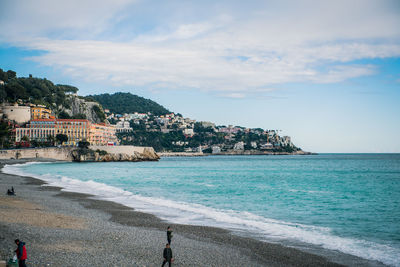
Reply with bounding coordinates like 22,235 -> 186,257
158,150 -> 316,157
0,159 -> 384,266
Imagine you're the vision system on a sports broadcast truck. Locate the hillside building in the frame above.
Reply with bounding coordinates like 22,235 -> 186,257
116,121 -> 133,133
30,105 -> 54,120
0,104 -> 31,124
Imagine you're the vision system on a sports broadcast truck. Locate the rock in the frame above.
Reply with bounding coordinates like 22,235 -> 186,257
59,95 -> 105,123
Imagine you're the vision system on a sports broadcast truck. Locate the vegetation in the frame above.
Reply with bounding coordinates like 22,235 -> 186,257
92,105 -> 106,121
0,68 -> 78,109
96,149 -> 108,156
89,92 -> 170,116
0,121 -> 11,148
56,134 -> 68,145
0,69 -> 105,122
78,140 -> 90,149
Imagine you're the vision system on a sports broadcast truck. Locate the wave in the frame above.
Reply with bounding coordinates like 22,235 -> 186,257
3,162 -> 399,266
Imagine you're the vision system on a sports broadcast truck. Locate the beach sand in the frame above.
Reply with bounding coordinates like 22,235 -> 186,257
0,159 -> 383,266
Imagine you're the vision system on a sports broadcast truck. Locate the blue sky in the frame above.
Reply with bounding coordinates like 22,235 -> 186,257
0,0 -> 399,152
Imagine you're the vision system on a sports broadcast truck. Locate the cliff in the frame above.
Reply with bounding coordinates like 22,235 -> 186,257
59,95 -> 105,123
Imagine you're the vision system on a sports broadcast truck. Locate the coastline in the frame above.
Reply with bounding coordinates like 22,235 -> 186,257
0,159 -> 384,266
159,150 -> 316,157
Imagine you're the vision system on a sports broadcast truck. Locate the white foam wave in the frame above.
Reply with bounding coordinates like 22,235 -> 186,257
3,163 -> 399,266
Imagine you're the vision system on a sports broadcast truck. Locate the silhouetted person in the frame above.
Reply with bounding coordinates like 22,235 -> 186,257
162,243 -> 173,267
7,187 -> 15,196
167,226 -> 173,245
14,239 -> 27,267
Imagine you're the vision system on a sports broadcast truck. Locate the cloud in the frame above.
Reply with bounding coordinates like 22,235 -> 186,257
222,93 -> 246,98
1,0 -> 400,96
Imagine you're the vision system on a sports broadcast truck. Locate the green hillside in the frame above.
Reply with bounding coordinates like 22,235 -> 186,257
88,92 -> 170,116
0,68 -> 77,108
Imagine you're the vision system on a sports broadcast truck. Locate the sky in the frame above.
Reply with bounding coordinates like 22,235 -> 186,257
0,0 -> 399,153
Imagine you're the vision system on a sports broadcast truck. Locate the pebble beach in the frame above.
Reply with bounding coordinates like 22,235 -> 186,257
0,159 -> 372,266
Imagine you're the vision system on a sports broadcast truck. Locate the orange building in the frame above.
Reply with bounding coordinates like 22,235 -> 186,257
30,106 -> 54,120
15,118 -> 117,146
55,119 -> 91,146
89,122 -> 118,146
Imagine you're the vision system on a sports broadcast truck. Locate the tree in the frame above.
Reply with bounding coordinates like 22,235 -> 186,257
78,140 -> 90,149
6,70 -> 16,79
56,134 -> 68,145
92,105 -> 105,122
0,121 -> 10,148
89,92 -> 170,115
47,135 -> 55,146
58,111 -> 71,119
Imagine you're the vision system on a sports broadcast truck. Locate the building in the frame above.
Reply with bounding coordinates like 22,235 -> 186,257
260,143 -> 274,150
200,121 -> 215,128
55,119 -> 91,146
0,104 -> 31,124
14,118 -> 118,146
15,119 -> 56,143
281,136 -> 292,146
89,122 -> 118,146
233,141 -> 244,151
116,121 -> 133,133
30,105 -> 54,120
212,146 -> 221,154
183,128 -> 194,136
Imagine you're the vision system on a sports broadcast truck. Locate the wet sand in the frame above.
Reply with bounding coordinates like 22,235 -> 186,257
0,159 -> 383,266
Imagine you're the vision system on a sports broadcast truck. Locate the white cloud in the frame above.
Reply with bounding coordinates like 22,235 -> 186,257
1,0 -> 400,96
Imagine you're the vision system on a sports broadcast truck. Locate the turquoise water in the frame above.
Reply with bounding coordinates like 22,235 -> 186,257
5,154 -> 400,266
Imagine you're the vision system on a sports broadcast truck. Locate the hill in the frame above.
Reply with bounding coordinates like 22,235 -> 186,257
0,68 -> 105,123
88,92 -> 170,116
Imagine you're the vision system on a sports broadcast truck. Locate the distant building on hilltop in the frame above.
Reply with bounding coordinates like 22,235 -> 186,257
116,121 -> 133,133
183,128 -> 194,137
233,141 -> 244,151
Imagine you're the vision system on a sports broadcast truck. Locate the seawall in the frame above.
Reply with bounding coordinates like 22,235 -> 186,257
0,146 -> 159,162
0,147 -> 74,161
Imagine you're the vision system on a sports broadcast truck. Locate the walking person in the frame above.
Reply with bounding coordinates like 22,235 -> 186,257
14,239 -> 27,267
162,243 -> 173,267
167,226 -> 173,245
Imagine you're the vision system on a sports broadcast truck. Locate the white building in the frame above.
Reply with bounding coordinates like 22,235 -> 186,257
200,121 -> 215,128
233,141 -> 244,151
115,121 -> 133,133
251,141 -> 257,149
260,143 -> 274,150
183,128 -> 194,136
212,146 -> 221,154
0,104 -> 31,124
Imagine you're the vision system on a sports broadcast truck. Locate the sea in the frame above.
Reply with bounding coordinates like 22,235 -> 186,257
3,154 -> 400,266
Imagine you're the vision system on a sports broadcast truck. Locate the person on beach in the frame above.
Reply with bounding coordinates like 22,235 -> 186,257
167,226 -> 173,245
14,239 -> 27,267
7,187 -> 15,196
162,243 -> 173,267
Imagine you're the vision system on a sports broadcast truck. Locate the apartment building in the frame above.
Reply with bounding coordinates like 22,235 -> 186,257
30,105 -> 54,120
